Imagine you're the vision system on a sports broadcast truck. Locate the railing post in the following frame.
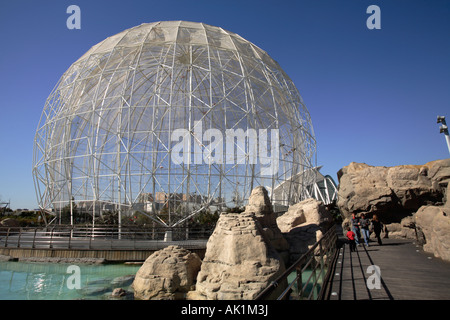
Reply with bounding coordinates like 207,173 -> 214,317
89,227 -> 93,250
297,266 -> 303,299
49,226 -> 54,248
319,241 -> 325,298
68,226 -> 72,249
4,228 -> 10,248
32,228 -> 37,248
310,257 -> 318,299
17,228 -> 22,248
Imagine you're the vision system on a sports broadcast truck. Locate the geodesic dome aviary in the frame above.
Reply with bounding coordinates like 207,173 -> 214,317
32,21 -> 316,227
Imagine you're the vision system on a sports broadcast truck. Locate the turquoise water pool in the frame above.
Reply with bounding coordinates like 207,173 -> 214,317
286,268 -> 325,299
0,261 -> 141,300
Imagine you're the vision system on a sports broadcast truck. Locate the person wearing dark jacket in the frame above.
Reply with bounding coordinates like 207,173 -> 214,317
359,213 -> 370,247
372,214 -> 383,245
351,212 -> 361,246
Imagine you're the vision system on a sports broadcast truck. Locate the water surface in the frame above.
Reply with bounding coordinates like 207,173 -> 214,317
0,261 -> 140,300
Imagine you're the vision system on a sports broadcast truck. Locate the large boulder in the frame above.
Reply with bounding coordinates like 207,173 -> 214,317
415,183 -> 450,262
193,212 -> 285,300
277,198 -> 333,233
132,245 -> 202,300
382,216 -> 417,240
337,159 -> 450,223
277,198 -> 333,264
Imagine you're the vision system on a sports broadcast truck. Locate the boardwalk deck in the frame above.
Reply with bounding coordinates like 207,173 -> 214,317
327,237 -> 450,300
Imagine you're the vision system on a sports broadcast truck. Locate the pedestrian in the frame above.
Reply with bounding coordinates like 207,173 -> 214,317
351,212 -> 361,246
359,213 -> 370,247
371,214 -> 383,245
346,227 -> 356,252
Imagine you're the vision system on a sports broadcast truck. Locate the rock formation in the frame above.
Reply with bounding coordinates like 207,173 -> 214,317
193,212 -> 285,300
381,216 -> 417,240
132,245 -> 202,300
277,198 -> 333,232
277,198 -> 333,264
111,288 -> 127,298
243,186 -> 289,255
192,186 -> 286,300
337,159 -> 450,223
337,158 -> 450,262
415,183 -> 450,261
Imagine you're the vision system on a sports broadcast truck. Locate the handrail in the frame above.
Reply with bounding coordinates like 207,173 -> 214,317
0,225 -> 213,251
255,225 -> 337,300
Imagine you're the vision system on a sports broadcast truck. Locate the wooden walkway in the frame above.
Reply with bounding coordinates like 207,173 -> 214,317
327,236 -> 450,300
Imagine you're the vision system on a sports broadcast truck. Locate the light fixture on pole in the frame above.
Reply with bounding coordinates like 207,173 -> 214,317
437,116 -> 450,154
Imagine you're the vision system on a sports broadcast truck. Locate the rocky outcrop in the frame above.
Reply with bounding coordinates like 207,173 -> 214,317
111,288 -> 128,298
381,216 -> 417,240
337,159 -> 450,223
243,186 -> 289,255
187,186 -> 292,300
415,183 -> 450,262
193,212 -> 285,300
132,245 -> 202,300
337,158 -> 450,262
277,198 -> 333,264
277,198 -> 333,233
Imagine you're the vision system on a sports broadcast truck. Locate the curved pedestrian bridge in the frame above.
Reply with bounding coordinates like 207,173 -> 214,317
0,225 -> 209,262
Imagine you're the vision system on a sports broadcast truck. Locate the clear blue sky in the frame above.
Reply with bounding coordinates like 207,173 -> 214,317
0,0 -> 449,209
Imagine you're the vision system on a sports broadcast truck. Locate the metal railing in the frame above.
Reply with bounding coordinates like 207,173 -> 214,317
0,225 -> 213,251
255,225 -> 338,300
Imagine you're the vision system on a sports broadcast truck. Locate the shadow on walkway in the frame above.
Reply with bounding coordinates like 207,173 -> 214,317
329,240 -> 393,300
327,237 -> 450,300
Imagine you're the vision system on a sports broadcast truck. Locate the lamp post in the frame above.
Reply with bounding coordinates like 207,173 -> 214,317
437,116 -> 450,154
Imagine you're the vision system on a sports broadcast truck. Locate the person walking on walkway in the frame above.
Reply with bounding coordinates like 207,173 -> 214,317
351,212 -> 361,246
371,214 -> 383,246
359,213 -> 370,246
346,227 -> 356,252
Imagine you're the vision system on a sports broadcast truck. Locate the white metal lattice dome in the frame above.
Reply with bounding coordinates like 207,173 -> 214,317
33,21 -> 316,227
